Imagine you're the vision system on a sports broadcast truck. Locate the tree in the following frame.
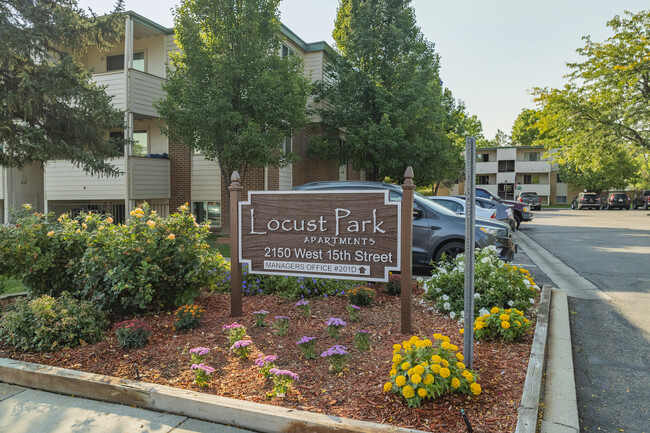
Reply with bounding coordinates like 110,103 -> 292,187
155,0 -> 310,185
312,0 -> 450,185
0,0 -> 127,176
531,9 -> 650,188
511,108 -> 545,146
493,129 -> 511,147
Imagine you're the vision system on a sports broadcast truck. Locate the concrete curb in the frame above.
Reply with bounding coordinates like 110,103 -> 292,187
0,291 -> 28,300
515,286 -> 551,433
0,358 -> 424,433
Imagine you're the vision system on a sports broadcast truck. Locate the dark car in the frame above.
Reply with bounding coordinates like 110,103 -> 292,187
632,190 -> 650,210
456,195 -> 517,231
571,192 -> 601,210
600,192 -> 630,210
517,192 -> 542,211
293,181 -> 516,267
475,187 -> 534,229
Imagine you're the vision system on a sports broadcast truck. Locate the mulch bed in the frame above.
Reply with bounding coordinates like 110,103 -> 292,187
0,285 -> 535,432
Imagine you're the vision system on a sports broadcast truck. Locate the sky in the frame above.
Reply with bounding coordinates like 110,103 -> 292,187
78,0 -> 649,139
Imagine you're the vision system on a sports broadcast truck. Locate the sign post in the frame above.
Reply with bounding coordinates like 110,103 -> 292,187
400,167 -> 414,335
464,137 -> 476,368
229,171 -> 243,317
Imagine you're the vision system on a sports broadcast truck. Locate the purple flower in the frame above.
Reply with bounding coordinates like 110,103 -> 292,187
275,316 -> 290,320
230,340 -> 252,350
326,317 -> 346,327
269,368 -> 299,381
253,310 -> 269,315
321,345 -> 349,357
349,305 -> 360,310
255,354 -> 278,367
357,330 -> 369,334
295,299 -> 309,306
189,347 -> 211,356
190,363 -> 215,374
296,336 -> 316,345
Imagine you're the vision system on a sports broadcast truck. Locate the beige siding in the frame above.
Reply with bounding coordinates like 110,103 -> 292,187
130,70 -> 166,117
165,35 -> 179,76
192,155 -> 221,201
44,159 -> 126,201
303,51 -> 323,83
92,72 -> 126,110
279,164 -> 292,190
130,157 -> 170,199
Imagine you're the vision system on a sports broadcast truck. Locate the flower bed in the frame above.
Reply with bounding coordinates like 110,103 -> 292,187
0,286 -> 536,432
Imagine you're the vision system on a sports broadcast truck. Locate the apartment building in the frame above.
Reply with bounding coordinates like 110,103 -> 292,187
1,11 -> 352,228
443,146 -> 580,205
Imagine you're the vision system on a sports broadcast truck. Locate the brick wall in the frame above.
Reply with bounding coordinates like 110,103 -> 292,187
168,139 -> 191,212
293,122 -> 341,186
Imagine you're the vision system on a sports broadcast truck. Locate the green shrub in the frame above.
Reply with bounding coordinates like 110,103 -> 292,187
422,246 -> 539,318
0,292 -> 107,352
346,286 -> 375,306
383,273 -> 401,295
114,319 -> 151,348
469,307 -> 532,341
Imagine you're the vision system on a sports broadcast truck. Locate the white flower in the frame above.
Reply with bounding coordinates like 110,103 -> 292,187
480,257 -> 490,264
479,308 -> 490,317
529,298 -> 535,304
533,285 -> 540,290
435,287 -> 442,293
449,311 -> 456,319
460,310 -> 465,317
443,302 -> 451,310
508,300 -> 514,306
474,293 -> 481,299
523,279 -> 531,287
416,277 -> 424,285
439,268 -> 447,275
442,294 -> 450,301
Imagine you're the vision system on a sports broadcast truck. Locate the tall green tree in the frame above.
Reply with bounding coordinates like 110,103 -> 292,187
313,0 -> 450,185
0,0 -> 127,175
532,9 -> 650,189
511,108 -> 545,146
155,0 -> 310,185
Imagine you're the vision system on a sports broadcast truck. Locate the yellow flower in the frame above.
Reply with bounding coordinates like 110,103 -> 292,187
475,322 -> 484,330
147,220 -> 156,228
459,328 -> 464,335
451,378 -> 460,389
441,341 -> 451,350
422,339 -> 432,347
413,365 -> 425,375
524,318 -> 530,324
500,314 -> 510,321
402,386 -> 415,399
501,321 -> 511,329
462,370 -> 474,383
401,362 -> 411,371
431,355 -> 442,364
490,307 -> 500,314
409,336 -> 419,343
456,353 -> 464,361
442,336 -> 450,342
440,368 -> 451,378
22,203 -> 33,210
180,205 -> 188,211
457,362 -> 466,370
450,344 -> 458,351
392,354 -> 402,363
383,382 -> 393,392
433,333 -> 443,340
82,223 -> 87,229
505,309 -> 512,313
47,231 -> 54,237
441,359 -> 449,367
431,364 -> 441,374
106,217 -> 113,224
417,388 -> 427,398
423,374 -> 434,385
390,369 -> 397,376
411,374 -> 422,384
515,321 -> 521,328
470,383 -> 481,395
395,375 -> 406,387
407,368 -> 414,377
393,344 -> 402,352
402,342 -> 412,351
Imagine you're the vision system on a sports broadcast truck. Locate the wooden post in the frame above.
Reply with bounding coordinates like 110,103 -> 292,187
401,167 -> 414,334
229,171 -> 243,317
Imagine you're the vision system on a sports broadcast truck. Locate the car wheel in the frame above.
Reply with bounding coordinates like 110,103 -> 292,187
434,241 -> 465,263
514,214 -> 522,229
571,202 -> 576,209
509,219 -> 516,231
645,203 -> 648,210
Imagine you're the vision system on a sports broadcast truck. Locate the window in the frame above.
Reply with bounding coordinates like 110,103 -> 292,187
476,175 -> 490,185
498,160 -> 515,172
193,201 -> 221,228
281,44 -> 295,59
476,153 -> 490,163
523,174 -> 540,184
556,196 -> 567,203
132,130 -> 148,156
109,131 -> 124,154
523,152 -> 541,161
107,52 -> 145,72
556,173 -> 563,183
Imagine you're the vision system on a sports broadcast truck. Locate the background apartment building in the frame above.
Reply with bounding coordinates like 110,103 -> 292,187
443,146 -> 581,205
1,12 -> 355,228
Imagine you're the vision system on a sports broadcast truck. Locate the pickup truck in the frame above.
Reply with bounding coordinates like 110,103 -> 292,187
475,188 -> 534,229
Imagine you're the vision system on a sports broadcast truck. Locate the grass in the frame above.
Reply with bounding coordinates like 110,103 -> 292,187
206,233 -> 231,258
0,275 -> 26,296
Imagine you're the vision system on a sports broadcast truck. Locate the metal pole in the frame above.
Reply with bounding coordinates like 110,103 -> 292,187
229,171 -> 243,317
400,167 -> 414,334
463,137 -> 476,369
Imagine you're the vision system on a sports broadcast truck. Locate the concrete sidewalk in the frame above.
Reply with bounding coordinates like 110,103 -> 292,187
0,383 -> 251,433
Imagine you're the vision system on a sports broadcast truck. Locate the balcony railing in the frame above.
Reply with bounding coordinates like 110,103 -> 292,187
92,69 -> 166,117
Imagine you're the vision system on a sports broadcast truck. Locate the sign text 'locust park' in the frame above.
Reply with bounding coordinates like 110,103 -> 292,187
239,191 -> 401,282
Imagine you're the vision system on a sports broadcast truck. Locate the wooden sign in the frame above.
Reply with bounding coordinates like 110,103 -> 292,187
239,190 -> 400,282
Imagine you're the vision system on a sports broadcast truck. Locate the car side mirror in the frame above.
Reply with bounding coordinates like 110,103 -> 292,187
413,208 -> 423,219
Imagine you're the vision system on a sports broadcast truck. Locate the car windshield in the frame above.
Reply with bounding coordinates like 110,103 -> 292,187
521,193 -> 537,197
612,194 -> 627,198
583,194 -> 598,199
413,192 -> 456,216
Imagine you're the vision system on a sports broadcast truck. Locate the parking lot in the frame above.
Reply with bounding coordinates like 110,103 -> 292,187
518,207 -> 650,432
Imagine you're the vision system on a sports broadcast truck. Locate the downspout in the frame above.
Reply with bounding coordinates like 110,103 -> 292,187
124,15 -> 134,218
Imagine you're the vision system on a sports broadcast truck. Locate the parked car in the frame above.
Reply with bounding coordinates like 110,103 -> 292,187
632,190 -> 650,210
428,196 -> 497,219
571,192 -> 601,210
517,192 -> 542,210
293,181 -> 516,266
600,192 -> 630,210
456,195 -> 517,231
475,188 -> 533,229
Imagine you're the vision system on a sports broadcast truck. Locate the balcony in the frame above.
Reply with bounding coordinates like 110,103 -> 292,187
92,69 -> 166,117
476,161 -> 497,174
44,157 -> 169,201
516,161 -> 551,173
